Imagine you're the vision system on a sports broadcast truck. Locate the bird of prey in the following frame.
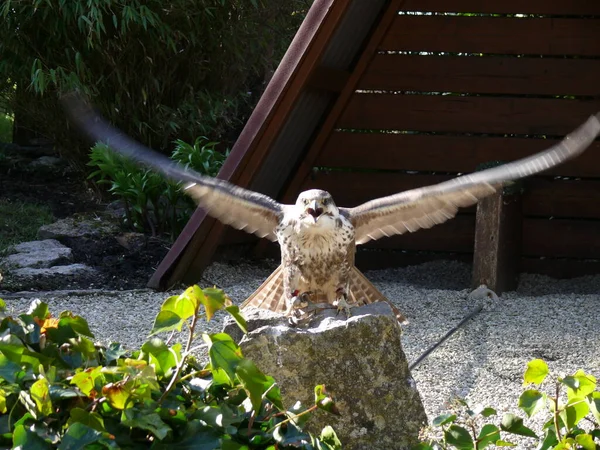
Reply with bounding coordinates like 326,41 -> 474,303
63,95 -> 600,322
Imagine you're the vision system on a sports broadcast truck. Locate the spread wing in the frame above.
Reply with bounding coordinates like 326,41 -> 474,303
344,114 -> 600,245
62,93 -> 283,241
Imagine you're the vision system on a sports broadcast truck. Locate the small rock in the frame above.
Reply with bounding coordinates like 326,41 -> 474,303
1,239 -> 73,269
11,264 -> 96,279
28,156 -> 64,169
225,303 -> 427,450
115,232 -> 147,252
38,214 -> 119,242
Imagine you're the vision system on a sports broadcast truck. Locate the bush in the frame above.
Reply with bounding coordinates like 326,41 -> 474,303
418,359 -> 600,449
1,0 -> 313,165
0,287 -> 341,449
88,138 -> 227,237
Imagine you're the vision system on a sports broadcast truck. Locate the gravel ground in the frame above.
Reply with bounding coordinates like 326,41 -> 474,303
3,259 -> 599,448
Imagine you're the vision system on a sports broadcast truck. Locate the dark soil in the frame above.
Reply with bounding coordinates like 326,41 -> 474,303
0,150 -> 171,291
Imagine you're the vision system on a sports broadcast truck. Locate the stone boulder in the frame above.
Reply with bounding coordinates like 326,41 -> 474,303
38,214 -> 119,242
1,239 -> 73,269
225,303 -> 427,450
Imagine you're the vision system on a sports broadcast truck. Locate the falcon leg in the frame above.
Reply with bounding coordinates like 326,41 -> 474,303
333,287 -> 356,319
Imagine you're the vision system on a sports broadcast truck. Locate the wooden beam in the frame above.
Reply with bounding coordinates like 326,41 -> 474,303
472,191 -> 523,293
308,66 -> 351,93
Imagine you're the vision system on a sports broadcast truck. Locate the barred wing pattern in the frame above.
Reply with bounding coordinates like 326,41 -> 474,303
346,114 -> 600,245
63,94 -> 283,241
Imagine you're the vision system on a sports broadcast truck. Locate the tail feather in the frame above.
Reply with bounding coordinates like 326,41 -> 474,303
240,265 -> 408,323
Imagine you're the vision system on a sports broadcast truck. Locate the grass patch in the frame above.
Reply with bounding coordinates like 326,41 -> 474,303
0,199 -> 54,254
0,112 -> 13,143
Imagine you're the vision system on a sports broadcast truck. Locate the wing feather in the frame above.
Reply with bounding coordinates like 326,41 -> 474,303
346,114 -> 600,245
62,93 -> 283,241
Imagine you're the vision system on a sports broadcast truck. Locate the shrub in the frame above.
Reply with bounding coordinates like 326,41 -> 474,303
0,287 -> 341,449
0,0 -> 313,165
417,359 -> 600,449
88,137 -> 227,237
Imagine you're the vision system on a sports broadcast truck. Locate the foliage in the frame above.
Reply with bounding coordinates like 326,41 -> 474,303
0,113 -> 13,143
417,359 -> 600,449
0,287 -> 341,449
0,199 -> 54,254
0,0 -> 312,164
88,138 -> 226,237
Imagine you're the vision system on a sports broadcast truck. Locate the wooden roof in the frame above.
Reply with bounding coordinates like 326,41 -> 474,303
150,0 -> 600,289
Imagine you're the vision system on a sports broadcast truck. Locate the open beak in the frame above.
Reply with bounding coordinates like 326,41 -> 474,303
306,200 -> 323,222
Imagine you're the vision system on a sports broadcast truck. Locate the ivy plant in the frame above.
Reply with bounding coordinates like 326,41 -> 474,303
0,287 -> 341,449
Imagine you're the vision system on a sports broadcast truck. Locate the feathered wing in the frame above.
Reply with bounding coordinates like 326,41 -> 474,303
241,265 -> 408,323
62,93 -> 283,241
346,114 -> 600,245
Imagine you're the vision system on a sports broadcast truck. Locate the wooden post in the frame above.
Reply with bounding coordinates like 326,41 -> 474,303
472,188 -> 523,294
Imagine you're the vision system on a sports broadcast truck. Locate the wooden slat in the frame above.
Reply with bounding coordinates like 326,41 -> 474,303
338,94 -> 600,135
360,55 -> 600,96
319,133 -> 600,177
523,219 -> 600,258
400,0 -> 600,15
520,258 -> 600,279
301,172 -> 600,219
381,16 -> 600,56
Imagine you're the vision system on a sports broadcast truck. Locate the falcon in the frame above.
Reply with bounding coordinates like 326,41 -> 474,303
63,95 -> 600,322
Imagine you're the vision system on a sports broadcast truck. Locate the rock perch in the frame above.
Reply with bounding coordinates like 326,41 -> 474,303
225,302 -> 427,450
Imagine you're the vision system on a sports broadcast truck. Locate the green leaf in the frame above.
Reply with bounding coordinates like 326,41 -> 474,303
200,287 -> 229,321
561,370 -> 597,399
523,359 -> 548,385
12,424 -> 51,449
589,391 -> 600,424
58,422 -> 109,450
28,300 -> 49,320
70,366 -> 103,396
0,353 -> 22,382
519,389 -> 546,418
150,293 -> 196,335
560,397 -> 589,430
432,413 -> 457,426
494,440 -> 516,447
31,377 -> 53,416
480,407 -> 497,418
102,343 -> 128,363
206,333 -> 243,384
122,409 -> 171,441
141,338 -> 179,377
575,433 -> 595,450
537,429 -> 558,450
319,425 -> 342,449
314,384 -> 340,416
477,424 -> 500,449
444,425 -> 474,450
500,413 -> 537,438
225,305 -> 247,335
67,408 -> 106,432
102,381 -> 132,410
236,358 -> 282,412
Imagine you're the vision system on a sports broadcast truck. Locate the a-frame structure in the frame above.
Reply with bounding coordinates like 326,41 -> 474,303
150,0 -> 600,290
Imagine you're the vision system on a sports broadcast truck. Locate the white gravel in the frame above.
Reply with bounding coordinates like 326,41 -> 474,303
3,259 -> 599,448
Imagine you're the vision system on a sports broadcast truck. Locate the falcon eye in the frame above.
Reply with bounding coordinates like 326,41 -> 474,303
322,198 -> 329,205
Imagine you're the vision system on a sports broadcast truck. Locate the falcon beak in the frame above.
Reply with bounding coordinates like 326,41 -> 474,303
306,200 -> 323,222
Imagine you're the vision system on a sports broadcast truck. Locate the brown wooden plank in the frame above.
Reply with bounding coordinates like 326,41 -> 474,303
523,219 -> 600,258
338,94 -> 600,135
400,0 -> 600,15
359,55 -> 600,96
523,179 -> 600,219
319,133 -> 600,177
356,250 -> 471,271
381,16 -> 600,56
472,191 -> 522,293
301,172 -> 600,219
308,66 -> 351,92
520,257 -> 600,279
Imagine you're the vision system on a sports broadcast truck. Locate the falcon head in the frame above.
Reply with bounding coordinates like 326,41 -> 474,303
295,189 -> 339,226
